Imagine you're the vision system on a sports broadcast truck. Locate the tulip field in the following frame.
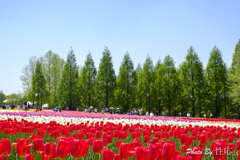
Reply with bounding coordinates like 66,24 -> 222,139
0,109 -> 240,160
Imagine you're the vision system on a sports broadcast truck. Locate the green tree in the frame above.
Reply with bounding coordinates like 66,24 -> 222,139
41,51 -> 65,108
77,52 -> 97,110
179,46 -> 205,117
58,48 -> 79,110
114,52 -> 137,112
31,61 -> 48,108
156,55 -> 180,116
138,55 -> 155,113
205,46 -> 229,118
0,90 -> 6,107
153,59 -> 162,113
229,40 -> 240,117
20,56 -> 38,96
135,63 -> 143,109
96,47 -> 116,109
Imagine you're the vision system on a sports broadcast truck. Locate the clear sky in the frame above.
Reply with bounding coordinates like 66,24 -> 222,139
0,0 -> 240,95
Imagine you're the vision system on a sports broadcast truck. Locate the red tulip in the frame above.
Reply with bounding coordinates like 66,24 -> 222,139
120,132 -> 128,140
12,138 -> 32,158
144,136 -> 150,143
102,139 -> 107,148
181,145 -> 188,154
5,128 -> 12,135
180,134 -> 187,145
37,128 -> 45,139
157,149 -> 163,160
114,130 -> 120,138
187,147 -> 203,160
71,139 -> 89,159
0,156 -> 7,160
95,131 -> 102,139
134,146 -> 151,160
186,136 -> 193,147
40,151 -> 48,160
33,138 -> 44,152
212,141 -> 227,160
149,144 -> 159,160
56,137 -> 71,159
114,153 -> 122,160
29,134 -> 39,141
228,144 -> 236,153
120,143 -> 133,160
92,140 -> 103,154
0,138 -> 12,156
162,141 -> 176,160
25,154 -> 34,160
237,140 -> 240,151
102,148 -> 114,160
44,142 -> 55,157
107,135 -> 113,144
227,135 -> 233,143
72,133 -> 78,139
116,141 -> 122,149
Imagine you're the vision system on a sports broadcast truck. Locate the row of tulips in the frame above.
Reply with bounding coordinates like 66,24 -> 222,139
1,111 -> 239,130
1,116 -> 240,159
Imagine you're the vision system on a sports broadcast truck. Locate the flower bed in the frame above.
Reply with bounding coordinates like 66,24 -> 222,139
0,110 -> 240,160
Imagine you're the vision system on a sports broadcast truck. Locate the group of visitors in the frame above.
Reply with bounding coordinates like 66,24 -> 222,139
53,106 -> 62,112
2,102 -> 42,111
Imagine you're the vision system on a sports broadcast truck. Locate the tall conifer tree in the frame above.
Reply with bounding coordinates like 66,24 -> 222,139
96,47 -> 116,108
179,47 -> 205,117
77,52 -> 97,109
114,52 -> 137,112
58,48 -> 79,110
205,46 -> 228,117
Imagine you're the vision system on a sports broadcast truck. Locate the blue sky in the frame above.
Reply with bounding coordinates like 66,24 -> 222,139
0,0 -> 240,95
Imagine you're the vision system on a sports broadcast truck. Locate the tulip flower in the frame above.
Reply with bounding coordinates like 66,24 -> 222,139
56,137 -> 71,159
29,134 -> 39,141
187,147 -> 203,160
25,154 -> 34,160
95,131 -> 102,139
162,142 -> 176,160
120,143 -> 133,160
228,144 -> 236,153
116,141 -> 122,149
237,140 -> 240,151
114,153 -> 122,160
33,138 -> 44,152
12,138 -> 32,158
0,156 -> 7,160
149,144 -> 159,160
72,133 -> 78,139
40,151 -> 49,160
212,142 -> 227,160
92,140 -> 103,154
134,146 -> 151,160
102,148 -> 114,160
180,134 -> 187,145
0,138 -> 12,156
71,139 -> 89,159
228,136 -> 234,143
181,145 -> 188,154
44,142 -> 56,157
144,136 -> 150,143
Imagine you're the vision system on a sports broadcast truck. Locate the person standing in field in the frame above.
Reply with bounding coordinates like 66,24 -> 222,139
17,104 -> 20,110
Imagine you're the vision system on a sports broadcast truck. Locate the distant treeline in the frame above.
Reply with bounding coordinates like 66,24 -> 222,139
18,40 -> 240,118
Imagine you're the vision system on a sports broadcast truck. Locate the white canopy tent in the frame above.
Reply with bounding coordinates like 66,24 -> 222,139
42,104 -> 48,108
